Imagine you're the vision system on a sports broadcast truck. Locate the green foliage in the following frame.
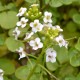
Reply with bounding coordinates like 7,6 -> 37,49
15,59 -> 41,80
0,11 -> 18,29
49,0 -> 62,7
5,37 -> 24,52
46,62 -> 59,71
0,58 -> 15,75
56,46 -> 69,64
0,0 -> 80,80
75,37 -> 80,51
72,13 -> 80,24
25,0 -> 36,3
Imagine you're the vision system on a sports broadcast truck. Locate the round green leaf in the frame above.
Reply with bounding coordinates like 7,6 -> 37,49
75,37 -> 80,51
0,45 -> 8,57
64,75 -> 76,80
60,0 -> 73,5
25,0 -> 36,3
76,73 -> 80,80
0,58 -> 15,75
57,64 -> 77,79
68,8 -> 78,18
15,65 -> 42,80
66,21 -> 77,32
56,47 -> 69,64
46,62 -> 59,71
0,34 -> 6,45
45,0 -> 50,4
70,52 -> 80,67
5,37 -> 24,52
49,0 -> 62,7
4,76 -> 11,80
72,13 -> 80,24
0,11 -> 18,29
15,65 -> 29,80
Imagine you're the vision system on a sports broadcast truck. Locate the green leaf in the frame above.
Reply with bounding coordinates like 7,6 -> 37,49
5,37 -> 24,52
69,48 -> 80,67
45,0 -> 50,4
15,65 -> 29,80
0,58 -> 15,75
25,0 -> 36,3
0,11 -> 18,29
46,62 -> 59,71
76,73 -> 80,80
60,0 -> 74,5
49,0 -> 62,7
4,76 -> 11,80
6,3 -> 15,9
56,64 -> 77,79
15,66 -> 41,80
55,46 -> 69,64
64,75 -> 76,80
15,59 -> 41,80
70,51 -> 80,67
72,13 -> 80,24
0,34 -> 6,45
68,8 -> 78,18
0,2 -> 6,11
75,37 -> 80,51
66,21 -> 77,32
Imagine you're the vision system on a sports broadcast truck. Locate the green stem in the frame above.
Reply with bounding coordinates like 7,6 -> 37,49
66,36 -> 77,41
26,47 -> 45,80
38,64 -> 59,80
26,53 -> 37,59
26,64 -> 37,80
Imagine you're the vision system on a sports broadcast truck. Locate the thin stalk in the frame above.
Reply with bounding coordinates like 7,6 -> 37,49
38,64 -> 59,80
26,47 -> 45,80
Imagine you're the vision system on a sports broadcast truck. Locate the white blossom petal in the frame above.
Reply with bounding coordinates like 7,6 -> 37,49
0,69 -> 4,80
46,48 -> 57,63
29,37 -> 43,50
16,47 -> 26,59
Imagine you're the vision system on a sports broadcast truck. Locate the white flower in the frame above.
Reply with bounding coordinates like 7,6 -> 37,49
43,11 -> 52,23
30,20 -> 43,33
16,47 -> 26,60
46,48 -> 57,63
24,32 -> 34,40
52,25 -> 63,32
43,23 -> 53,28
29,37 -> 43,50
55,35 -> 68,48
0,69 -> 4,80
31,4 -> 39,7
16,17 -> 28,28
13,27 -> 20,40
17,7 -> 27,17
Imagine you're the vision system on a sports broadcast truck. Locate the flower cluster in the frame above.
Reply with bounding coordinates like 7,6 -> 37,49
13,4 -> 68,63
0,69 -> 4,80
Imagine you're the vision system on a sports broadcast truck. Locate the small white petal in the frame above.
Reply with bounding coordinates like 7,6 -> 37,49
51,58 -> 56,63
21,24 -> 26,28
35,38 -> 40,43
33,46 -> 38,50
29,40 -> 35,47
16,22 -> 21,26
38,42 -> 43,48
46,48 -> 57,63
24,32 -> 34,40
0,76 -> 3,80
19,52 -> 26,60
